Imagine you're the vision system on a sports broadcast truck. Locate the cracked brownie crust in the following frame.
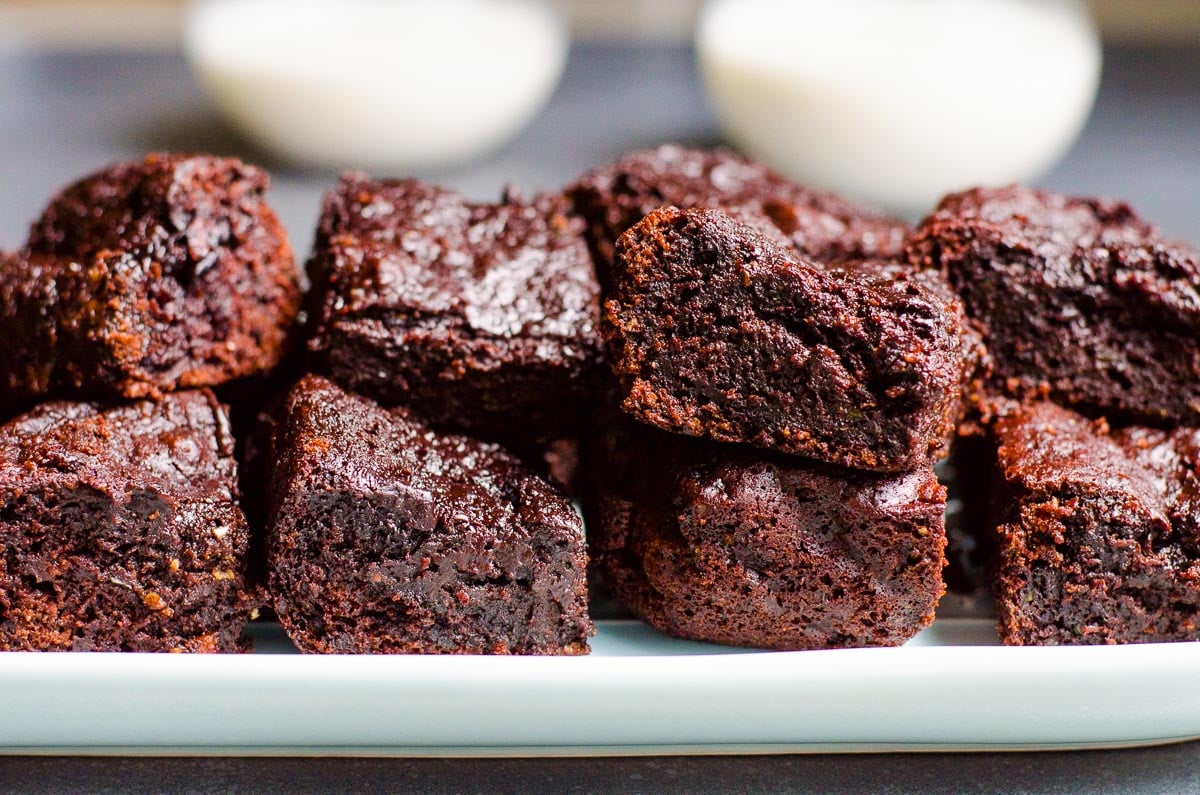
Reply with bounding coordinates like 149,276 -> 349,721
604,206 -> 963,471
0,390 -> 257,651
267,376 -> 592,655
307,174 -> 603,443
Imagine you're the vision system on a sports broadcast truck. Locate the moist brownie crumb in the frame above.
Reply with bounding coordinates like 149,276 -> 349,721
306,174 -> 603,444
989,400 -> 1200,645
0,153 -> 301,407
841,258 -> 990,436
267,375 -> 593,655
907,185 -> 1200,426
570,144 -> 908,279
584,408 -> 947,650
0,390 -> 257,651
604,206 -> 964,471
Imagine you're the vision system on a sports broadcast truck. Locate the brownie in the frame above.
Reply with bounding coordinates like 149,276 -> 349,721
990,400 -> 1200,645
0,390 -> 257,651
907,185 -> 1200,426
267,375 -> 593,655
0,251 -> 57,415
570,144 -> 908,279
584,409 -> 947,650
604,206 -> 964,471
306,174 -> 603,444
0,153 -> 300,408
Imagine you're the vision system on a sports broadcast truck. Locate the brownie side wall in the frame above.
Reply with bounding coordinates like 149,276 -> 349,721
270,489 -> 589,655
947,235 -> 1200,424
907,188 -> 1200,426
0,252 -> 58,416
992,487 -> 1200,645
0,485 -> 251,651
315,311 -> 596,443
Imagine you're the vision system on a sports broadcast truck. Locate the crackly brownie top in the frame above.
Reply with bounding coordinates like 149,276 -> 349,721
994,401 -> 1160,503
994,401 -> 1199,525
571,144 -> 908,264
909,185 -> 1200,308
26,152 -> 287,272
993,400 -> 1200,561
309,174 -> 600,343
0,389 -> 237,501
273,375 -> 579,536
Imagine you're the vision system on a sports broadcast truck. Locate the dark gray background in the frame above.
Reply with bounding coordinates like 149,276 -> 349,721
0,43 -> 1198,793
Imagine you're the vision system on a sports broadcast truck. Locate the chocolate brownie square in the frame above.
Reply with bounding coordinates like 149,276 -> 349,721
990,400 -> 1200,645
306,174 -> 603,443
584,409 -> 947,650
604,206 -> 965,471
907,185 -> 1200,425
570,144 -> 907,279
0,153 -> 301,408
267,375 -> 592,655
0,390 -> 257,651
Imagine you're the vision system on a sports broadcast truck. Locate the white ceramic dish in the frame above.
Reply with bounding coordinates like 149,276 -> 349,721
184,0 -> 568,171
697,0 -> 1102,214
2,618 -> 1197,756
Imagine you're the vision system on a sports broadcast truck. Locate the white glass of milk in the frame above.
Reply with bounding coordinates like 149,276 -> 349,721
697,0 -> 1102,214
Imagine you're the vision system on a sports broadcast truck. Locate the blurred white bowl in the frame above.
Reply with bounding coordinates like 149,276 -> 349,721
185,0 -> 568,171
697,0 -> 1102,214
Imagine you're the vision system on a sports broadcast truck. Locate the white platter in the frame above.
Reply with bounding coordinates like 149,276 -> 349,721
1,618 -> 1198,756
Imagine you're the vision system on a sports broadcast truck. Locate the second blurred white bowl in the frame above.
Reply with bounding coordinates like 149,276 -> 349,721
697,0 -> 1102,214
185,0 -> 568,171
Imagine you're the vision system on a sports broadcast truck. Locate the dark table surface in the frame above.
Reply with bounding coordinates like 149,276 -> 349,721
1,42 -> 1199,794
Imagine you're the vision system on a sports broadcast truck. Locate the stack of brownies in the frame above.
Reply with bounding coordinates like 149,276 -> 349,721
0,154 -> 300,651
1,145 -> 1197,653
